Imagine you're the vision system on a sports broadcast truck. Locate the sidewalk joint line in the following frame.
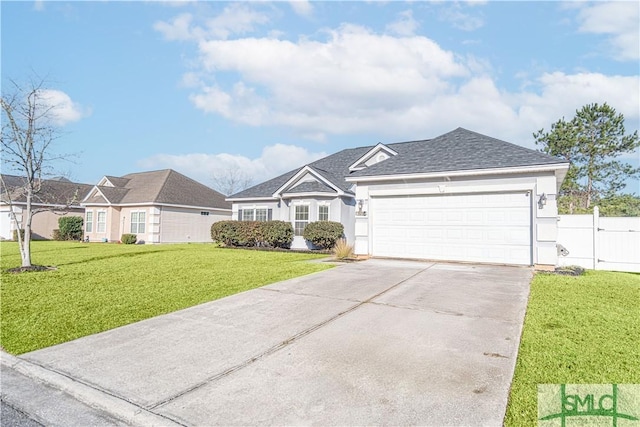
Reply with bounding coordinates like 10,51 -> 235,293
148,264 -> 433,410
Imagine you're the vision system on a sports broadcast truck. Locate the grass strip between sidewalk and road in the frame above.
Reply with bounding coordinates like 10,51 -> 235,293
0,241 -> 332,355
504,270 -> 640,426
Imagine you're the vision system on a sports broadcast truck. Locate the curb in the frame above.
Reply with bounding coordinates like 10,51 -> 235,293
1,351 -> 182,427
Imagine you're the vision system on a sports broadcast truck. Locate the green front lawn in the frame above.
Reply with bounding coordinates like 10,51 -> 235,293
0,241 -> 332,354
505,270 -> 640,426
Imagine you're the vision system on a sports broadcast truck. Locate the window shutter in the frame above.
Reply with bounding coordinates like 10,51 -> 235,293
238,209 -> 243,221
267,209 -> 272,221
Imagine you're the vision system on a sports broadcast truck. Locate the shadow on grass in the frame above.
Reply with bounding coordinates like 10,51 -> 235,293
57,247 -> 188,266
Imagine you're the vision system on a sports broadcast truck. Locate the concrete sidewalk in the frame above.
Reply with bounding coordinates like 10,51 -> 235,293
2,259 -> 532,426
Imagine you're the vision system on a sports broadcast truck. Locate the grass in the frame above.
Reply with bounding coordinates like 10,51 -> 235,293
0,241 -> 332,355
504,270 -> 640,426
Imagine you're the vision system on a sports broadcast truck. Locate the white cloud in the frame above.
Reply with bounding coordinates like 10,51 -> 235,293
158,13 -> 639,151
439,4 -> 484,31
289,0 -> 313,17
386,10 -> 419,36
154,4 -> 269,41
138,144 -> 327,186
576,2 -> 639,61
38,89 -> 91,126
153,13 -> 200,41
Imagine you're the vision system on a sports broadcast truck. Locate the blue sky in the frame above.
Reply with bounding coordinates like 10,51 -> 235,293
2,0 -> 639,194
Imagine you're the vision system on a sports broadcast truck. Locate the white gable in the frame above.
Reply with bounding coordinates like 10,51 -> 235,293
98,177 -> 114,187
349,143 -> 398,171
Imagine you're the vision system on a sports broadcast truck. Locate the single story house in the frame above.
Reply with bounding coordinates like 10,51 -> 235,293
228,128 -> 569,268
82,169 -> 231,243
0,174 -> 93,240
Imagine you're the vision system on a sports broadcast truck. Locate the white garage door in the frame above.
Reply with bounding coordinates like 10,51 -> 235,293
371,192 -> 532,265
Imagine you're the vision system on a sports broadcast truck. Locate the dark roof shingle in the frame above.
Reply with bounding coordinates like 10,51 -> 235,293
230,128 -> 567,199
87,169 -> 230,210
1,174 -> 92,206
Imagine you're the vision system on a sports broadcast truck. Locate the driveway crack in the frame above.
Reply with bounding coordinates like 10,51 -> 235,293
149,264 -> 434,411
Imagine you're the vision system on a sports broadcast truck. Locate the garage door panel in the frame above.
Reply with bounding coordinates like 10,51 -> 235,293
372,192 -> 532,265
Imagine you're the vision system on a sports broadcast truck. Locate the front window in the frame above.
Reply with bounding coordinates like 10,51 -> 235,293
255,208 -> 267,222
85,211 -> 93,233
294,205 -> 309,236
318,205 -> 329,221
242,209 -> 254,221
242,208 -> 268,221
97,211 -> 106,233
131,211 -> 146,234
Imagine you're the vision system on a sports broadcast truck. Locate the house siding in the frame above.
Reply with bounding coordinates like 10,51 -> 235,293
0,205 -> 84,240
83,206 -> 120,242
159,206 -> 229,243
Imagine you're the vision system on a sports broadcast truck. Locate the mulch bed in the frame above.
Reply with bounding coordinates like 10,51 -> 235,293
6,265 -> 57,274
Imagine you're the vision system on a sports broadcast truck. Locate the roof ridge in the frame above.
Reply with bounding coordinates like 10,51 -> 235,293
153,169 -> 175,203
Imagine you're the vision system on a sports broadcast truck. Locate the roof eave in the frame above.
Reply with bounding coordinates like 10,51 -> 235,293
345,163 -> 571,183
227,196 -> 279,202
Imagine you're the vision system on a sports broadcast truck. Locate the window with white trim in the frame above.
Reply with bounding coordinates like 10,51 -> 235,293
85,211 -> 93,233
130,211 -> 146,234
318,204 -> 329,221
255,208 -> 267,222
241,208 -> 269,222
294,205 -> 309,236
97,211 -> 106,233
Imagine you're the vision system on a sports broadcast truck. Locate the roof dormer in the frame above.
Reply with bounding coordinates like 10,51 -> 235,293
349,143 -> 398,172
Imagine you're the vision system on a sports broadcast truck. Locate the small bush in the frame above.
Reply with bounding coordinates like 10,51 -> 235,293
58,216 -> 84,240
211,220 -> 294,249
12,229 -> 26,241
333,238 -> 355,260
211,221 -> 241,246
121,234 -> 137,244
52,229 -> 62,241
261,221 -> 294,249
303,221 -> 344,249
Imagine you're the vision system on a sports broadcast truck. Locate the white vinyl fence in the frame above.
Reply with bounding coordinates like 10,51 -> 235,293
556,207 -> 640,273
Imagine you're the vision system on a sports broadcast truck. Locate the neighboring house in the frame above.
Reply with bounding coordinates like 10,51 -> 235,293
82,169 -> 231,243
228,128 -> 570,268
0,175 -> 92,240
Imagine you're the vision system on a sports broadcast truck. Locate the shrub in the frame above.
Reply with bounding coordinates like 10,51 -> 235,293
121,234 -> 137,244
57,216 -> 84,240
303,221 -> 344,249
261,221 -> 294,249
333,238 -> 355,260
52,229 -> 62,241
211,221 -> 241,246
211,220 -> 294,249
12,229 -> 26,241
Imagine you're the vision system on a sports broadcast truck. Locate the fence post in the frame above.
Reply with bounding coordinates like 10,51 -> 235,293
593,206 -> 599,270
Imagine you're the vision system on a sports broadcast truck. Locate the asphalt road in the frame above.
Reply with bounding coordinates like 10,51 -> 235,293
1,401 -> 42,427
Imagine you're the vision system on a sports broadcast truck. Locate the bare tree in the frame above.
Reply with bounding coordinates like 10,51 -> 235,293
211,167 -> 253,196
1,77 -> 75,268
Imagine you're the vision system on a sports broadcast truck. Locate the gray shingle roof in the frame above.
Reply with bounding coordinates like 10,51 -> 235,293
86,169 -> 230,210
1,174 -> 92,206
229,128 -> 567,199
286,180 -> 335,194
352,127 -> 567,177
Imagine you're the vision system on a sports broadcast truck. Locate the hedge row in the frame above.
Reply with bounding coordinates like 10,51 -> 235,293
303,221 -> 344,249
211,221 -> 294,249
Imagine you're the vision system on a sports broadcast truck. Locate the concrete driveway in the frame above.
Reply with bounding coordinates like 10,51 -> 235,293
12,259 -> 532,426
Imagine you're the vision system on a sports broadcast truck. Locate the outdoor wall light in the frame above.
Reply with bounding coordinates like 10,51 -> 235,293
538,193 -> 547,209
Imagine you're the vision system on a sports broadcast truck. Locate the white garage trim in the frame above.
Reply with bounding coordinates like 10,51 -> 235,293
370,191 -> 533,266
